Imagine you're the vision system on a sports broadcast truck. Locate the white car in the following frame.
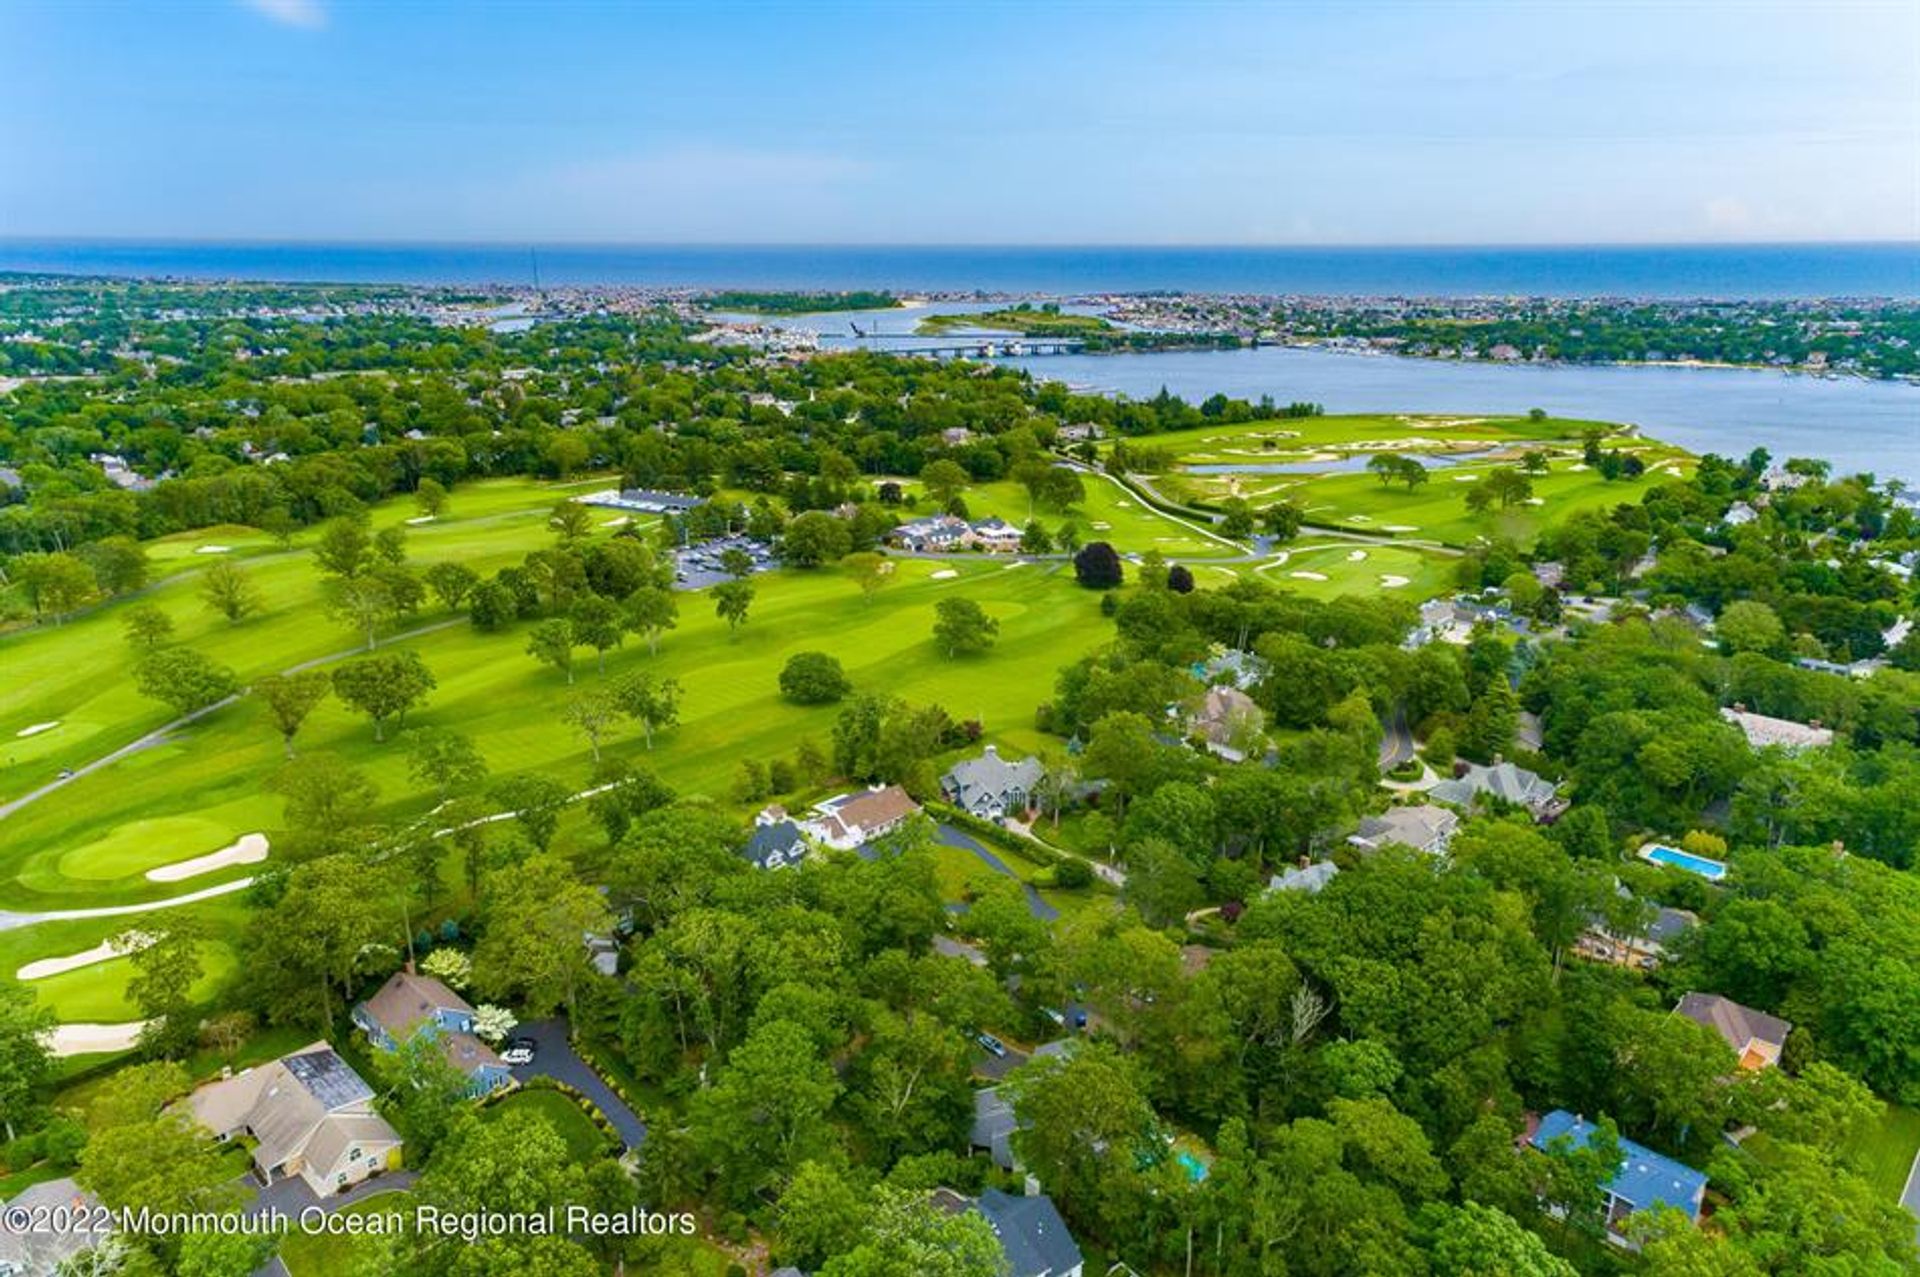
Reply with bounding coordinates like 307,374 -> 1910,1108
500,1037 -> 536,1066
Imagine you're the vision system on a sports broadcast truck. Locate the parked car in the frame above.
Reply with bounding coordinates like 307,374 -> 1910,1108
975,1032 -> 1007,1058
500,1037 -> 536,1066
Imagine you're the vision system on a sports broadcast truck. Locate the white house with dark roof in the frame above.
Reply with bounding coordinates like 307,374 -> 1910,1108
805,785 -> 922,850
942,745 -> 1046,820
186,1042 -> 402,1196
743,804 -> 810,869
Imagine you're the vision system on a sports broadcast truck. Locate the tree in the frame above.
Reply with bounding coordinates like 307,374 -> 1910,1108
269,751 -> 380,844
721,546 -> 754,579
819,1187 -> 1004,1277
526,617 -> 577,683
1424,1202 -> 1577,1276
405,726 -> 488,799
121,602 -> 175,652
489,774 -> 573,851
623,585 -> 679,655
121,922 -> 204,1059
199,559 -> 263,624
781,511 -> 854,566
1167,563 -> 1195,593
549,498 -> 592,544
415,477 -> 449,518
373,524 -> 408,567
424,560 -> 479,612
569,595 -> 624,675
81,536 -> 149,595
562,686 -> 625,762
613,671 -> 681,748
1262,500 -> 1305,541
472,854 -> 613,1020
714,577 -> 754,636
258,505 -> 299,549
1220,497 -> 1256,538
0,982 -> 54,1140
325,574 -> 397,650
1718,600 -> 1787,656
691,1018 -> 841,1204
1467,468 -> 1534,512
369,1024 -> 470,1162
253,670 -> 331,759
774,1162 -> 869,1271
781,651 -> 853,704
844,550 -> 890,605
1073,540 -> 1124,589
16,551 -> 96,623
312,514 -> 373,579
331,649 -> 436,742
133,647 -> 237,717
920,458 -> 970,506
932,597 -> 999,658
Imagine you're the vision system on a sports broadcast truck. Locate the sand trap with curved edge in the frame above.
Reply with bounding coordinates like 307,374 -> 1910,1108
146,833 -> 269,882
1379,575 -> 1411,588
18,934 -> 151,981
44,1021 -> 150,1057
1289,571 -> 1329,581
16,721 -> 60,737
1347,550 -> 1368,561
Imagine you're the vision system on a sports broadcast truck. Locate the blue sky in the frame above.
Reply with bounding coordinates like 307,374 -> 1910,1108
1,0 -> 1915,244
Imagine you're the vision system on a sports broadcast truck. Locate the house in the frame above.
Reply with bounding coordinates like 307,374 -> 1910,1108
941,426 -> 975,446
1348,805 -> 1459,856
352,968 -> 514,1095
942,745 -> 1046,820
743,804 -> 810,869
186,1043 -> 403,1197
1675,993 -> 1792,1070
891,514 -> 974,552
1720,706 -> 1833,750
1183,686 -> 1263,762
1529,1110 -> 1707,1245
969,517 -> 1025,553
0,1178 -> 111,1275
971,1087 -> 1021,1170
1193,647 -> 1268,691
1575,889 -> 1697,970
583,932 -> 620,977
805,785 -> 922,850
1270,858 -> 1340,894
1722,501 -> 1758,527
1429,759 -> 1563,821
930,1187 -> 1083,1277
1056,422 -> 1102,443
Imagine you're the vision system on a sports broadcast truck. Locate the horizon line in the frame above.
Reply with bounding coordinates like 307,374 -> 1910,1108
2,236 -> 1917,252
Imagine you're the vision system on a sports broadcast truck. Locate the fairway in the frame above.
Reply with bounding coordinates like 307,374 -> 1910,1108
1125,412 -> 1691,547
55,815 -> 246,882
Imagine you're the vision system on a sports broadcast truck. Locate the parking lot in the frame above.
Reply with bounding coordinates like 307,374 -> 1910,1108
672,534 -> 776,590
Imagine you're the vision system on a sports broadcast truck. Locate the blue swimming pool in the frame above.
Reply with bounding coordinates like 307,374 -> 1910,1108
1177,1151 -> 1209,1182
1639,843 -> 1728,881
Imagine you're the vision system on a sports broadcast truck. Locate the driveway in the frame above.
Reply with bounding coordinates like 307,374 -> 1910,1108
1902,1142 -> 1920,1249
508,1018 -> 647,1150
243,1169 -> 417,1220
934,824 -> 1059,922
1378,707 -> 1416,772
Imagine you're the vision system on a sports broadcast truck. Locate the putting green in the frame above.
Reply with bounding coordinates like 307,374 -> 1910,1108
57,816 -> 241,881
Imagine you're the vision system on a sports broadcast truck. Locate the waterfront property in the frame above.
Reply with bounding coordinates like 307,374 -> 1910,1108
352,968 -> 514,1095
1639,842 -> 1728,882
187,1042 -> 402,1196
1528,1110 -> 1707,1246
1675,993 -> 1791,1070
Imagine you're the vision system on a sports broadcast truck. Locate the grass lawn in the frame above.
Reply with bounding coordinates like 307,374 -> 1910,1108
1844,1101 -> 1920,1202
893,468 -> 1242,560
481,1086 -> 613,1161
275,1190 -> 411,1277
1252,541 -> 1459,601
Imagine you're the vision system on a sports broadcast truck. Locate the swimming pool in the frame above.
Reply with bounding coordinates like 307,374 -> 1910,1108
1176,1151 -> 1209,1182
1639,843 -> 1728,881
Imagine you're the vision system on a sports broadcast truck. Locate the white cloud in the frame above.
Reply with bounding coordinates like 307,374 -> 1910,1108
240,0 -> 325,30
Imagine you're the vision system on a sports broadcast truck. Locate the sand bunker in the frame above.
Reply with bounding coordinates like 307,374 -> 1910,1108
18,935 -> 151,981
194,545 -> 231,554
600,516 -> 631,528
16,721 -> 59,738
1091,521 -> 1112,530
1347,550 -> 1368,561
929,569 -> 958,580
1524,497 -> 1546,506
1452,475 -> 1477,483
405,515 -> 437,525
1289,571 -> 1329,581
146,833 -> 269,883
1379,575 -> 1411,588
44,1022 -> 150,1057
1383,525 -> 1419,533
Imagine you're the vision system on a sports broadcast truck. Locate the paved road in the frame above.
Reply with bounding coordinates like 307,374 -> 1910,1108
933,824 -> 1060,922
1378,707 -> 1416,772
509,1018 -> 648,1150
0,876 -> 257,933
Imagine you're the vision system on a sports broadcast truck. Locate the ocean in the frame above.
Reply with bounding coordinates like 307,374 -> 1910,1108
1,240 -> 1917,299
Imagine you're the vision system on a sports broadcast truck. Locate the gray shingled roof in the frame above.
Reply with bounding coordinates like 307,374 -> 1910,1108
976,1188 -> 1083,1277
